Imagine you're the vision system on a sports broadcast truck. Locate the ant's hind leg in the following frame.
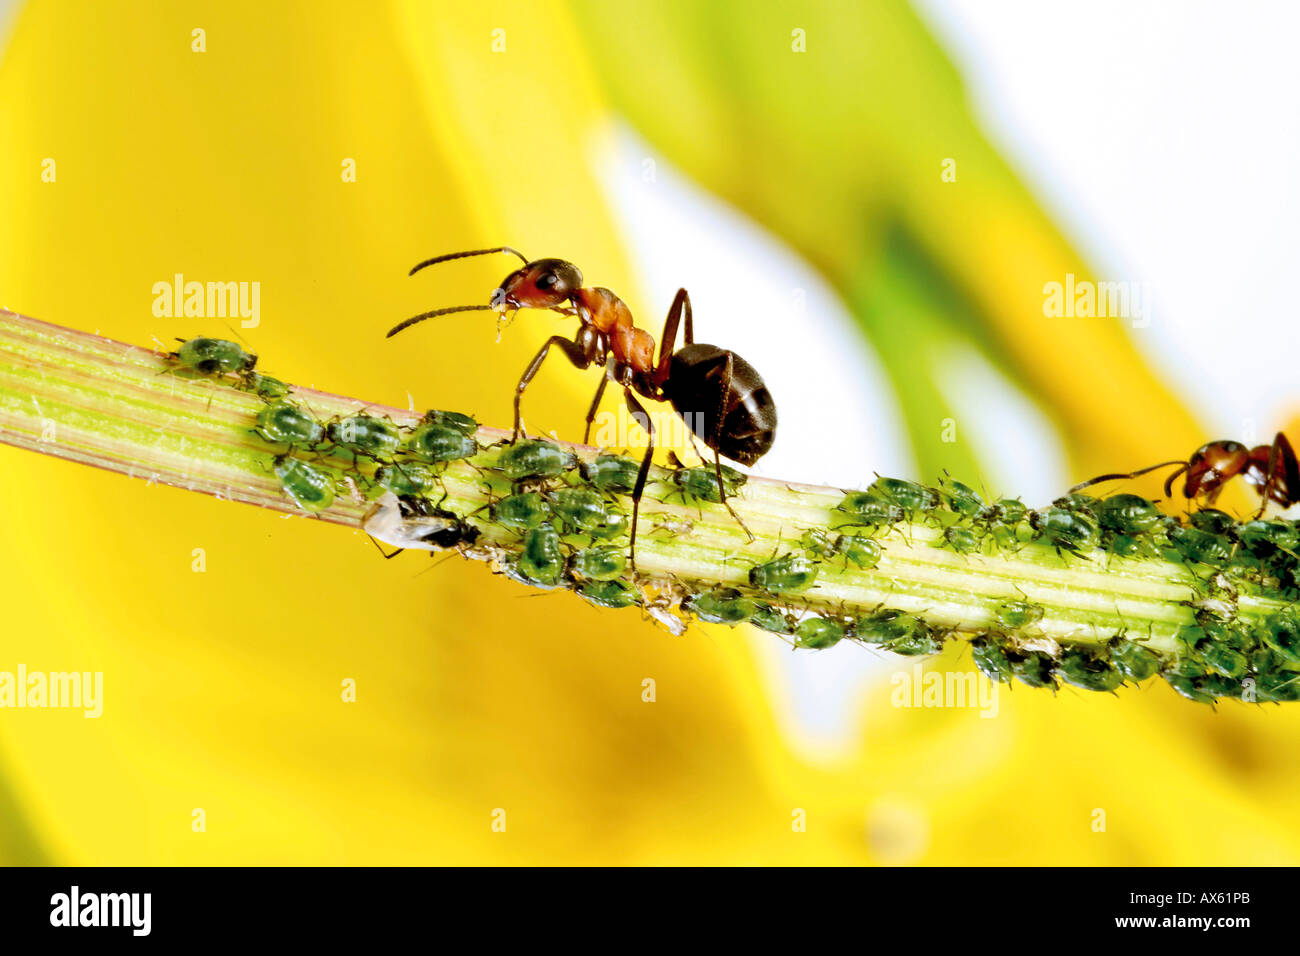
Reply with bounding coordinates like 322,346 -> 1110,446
625,391 -> 658,575
713,449 -> 754,543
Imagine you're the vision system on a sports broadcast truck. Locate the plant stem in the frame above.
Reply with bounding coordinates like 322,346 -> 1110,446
2,310 -> 1297,703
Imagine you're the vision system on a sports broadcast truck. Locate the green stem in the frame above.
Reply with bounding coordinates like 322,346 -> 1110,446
2,310 -> 1297,703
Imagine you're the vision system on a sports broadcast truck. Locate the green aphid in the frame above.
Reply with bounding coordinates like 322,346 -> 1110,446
1255,670 -> 1300,703
549,488 -> 614,533
256,401 -> 324,446
421,409 -> 478,436
1052,492 -> 1102,516
748,553 -> 818,593
1009,650 -> 1057,689
994,600 -> 1044,630
1096,493 -> 1163,535
1236,519 -> 1300,556
374,461 -> 438,497
406,422 -> 478,462
1110,638 -> 1160,683
568,546 -> 626,582
941,526 -> 980,555
580,453 -> 640,493
491,491 -> 552,531
498,439 -> 576,480
1189,509 -> 1236,536
579,579 -> 640,608
499,560 -> 562,592
837,535 -> 882,569
273,455 -> 335,512
687,588 -> 757,625
1106,533 -> 1150,559
885,624 -> 944,656
980,498 -> 1028,526
173,336 -> 256,375
1202,644 -> 1250,680
327,414 -> 401,459
1259,609 -> 1300,663
1058,648 -> 1121,693
583,507 -> 629,541
1168,526 -> 1232,567
243,372 -> 290,399
856,609 -> 911,645
800,528 -> 839,558
516,525 -> 564,586
938,478 -> 985,519
749,604 -> 795,634
672,463 -> 746,503
834,491 -> 904,529
795,617 -> 846,650
869,477 -> 939,518
971,637 -> 1013,683
1030,507 -> 1099,554
1164,674 -> 1220,704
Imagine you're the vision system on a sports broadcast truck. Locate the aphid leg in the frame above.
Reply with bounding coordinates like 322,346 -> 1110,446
512,335 -> 593,443
582,368 -> 610,446
626,390 -> 658,575
365,534 -> 405,560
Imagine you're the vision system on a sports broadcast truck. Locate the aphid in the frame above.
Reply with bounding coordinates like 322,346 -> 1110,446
836,535 -> 882,569
687,587 -> 758,625
1109,637 -> 1161,683
1235,519 -> 1300,557
794,617 -> 846,650
1167,525 -> 1232,567
580,453 -> 641,493
363,492 -> 481,554
937,477 -> 985,519
994,600 -> 1044,630
748,603 -> 796,634
885,623 -> 944,656
1057,648 -> 1121,693
834,491 -> 905,531
274,455 -> 336,512
1095,493 -> 1163,535
1029,507 -> 1099,555
579,579 -> 640,608
421,409 -> 478,436
374,461 -> 439,497
1254,668 -> 1300,703
979,498 -> 1028,526
869,477 -> 939,519
516,524 -> 564,586
327,414 -> 402,460
940,526 -> 980,555
491,491 -> 552,531
242,371 -> 290,399
387,246 -> 777,571
800,528 -> 839,559
1188,508 -> 1236,536
255,401 -> 324,447
405,421 -> 479,463
971,636 -> 1013,683
497,439 -> 576,481
855,609 -> 911,646
1259,608 -> 1300,664
1105,533 -> 1152,560
1008,649 -> 1057,689
1070,431 -> 1300,519
568,546 -> 627,581
548,487 -> 614,533
748,553 -> 818,593
171,336 -> 256,375
671,462 -> 747,504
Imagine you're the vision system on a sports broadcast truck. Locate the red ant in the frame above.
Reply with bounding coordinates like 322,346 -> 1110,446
1070,432 -> 1300,516
387,246 -> 778,569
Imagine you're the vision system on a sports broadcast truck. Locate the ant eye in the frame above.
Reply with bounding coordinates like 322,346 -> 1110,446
537,273 -> 558,290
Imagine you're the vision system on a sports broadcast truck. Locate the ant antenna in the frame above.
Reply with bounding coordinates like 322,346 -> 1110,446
387,304 -> 494,338
408,246 -> 529,276
1068,459 -> 1188,496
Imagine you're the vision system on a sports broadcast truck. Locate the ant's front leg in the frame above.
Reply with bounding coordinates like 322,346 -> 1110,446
582,365 -> 611,446
512,334 -> 593,443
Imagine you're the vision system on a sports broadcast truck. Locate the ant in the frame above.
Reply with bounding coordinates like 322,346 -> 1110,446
386,246 -> 778,570
1070,432 -> 1300,517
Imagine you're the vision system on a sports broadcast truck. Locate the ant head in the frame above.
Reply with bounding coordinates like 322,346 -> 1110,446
1185,440 -> 1250,498
490,258 -> 583,312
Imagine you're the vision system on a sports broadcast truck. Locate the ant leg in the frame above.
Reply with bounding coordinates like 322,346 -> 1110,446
1278,432 -> 1300,508
513,335 -> 593,443
625,390 -> 658,576
582,369 -> 611,446
652,288 -> 694,386
713,448 -> 754,542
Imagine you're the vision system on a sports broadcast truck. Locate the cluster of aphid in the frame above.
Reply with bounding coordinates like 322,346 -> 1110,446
167,335 -> 1300,704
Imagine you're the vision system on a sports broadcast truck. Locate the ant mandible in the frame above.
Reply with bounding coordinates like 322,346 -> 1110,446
1070,432 -> 1300,517
386,246 -> 778,570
